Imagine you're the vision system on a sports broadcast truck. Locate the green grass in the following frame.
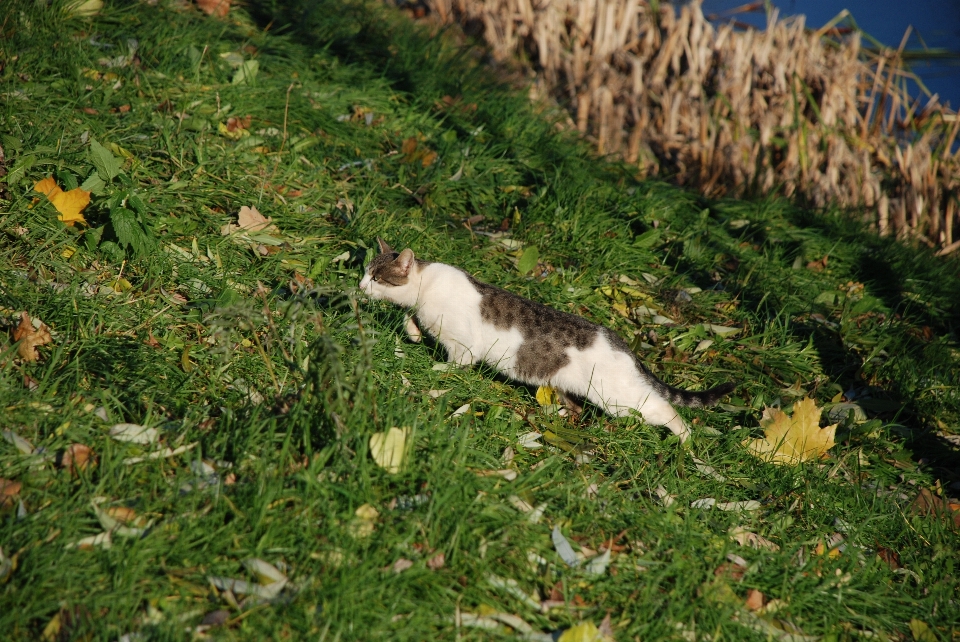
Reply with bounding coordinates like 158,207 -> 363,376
1,0 -> 959,639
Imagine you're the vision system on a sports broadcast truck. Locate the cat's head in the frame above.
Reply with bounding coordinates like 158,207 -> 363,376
359,238 -> 418,303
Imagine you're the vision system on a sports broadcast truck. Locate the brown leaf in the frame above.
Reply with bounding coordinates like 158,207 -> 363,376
714,562 -> 746,581
401,137 -> 418,156
744,588 -> 766,611
426,552 -> 445,570
13,312 -> 53,362
201,609 -> 230,627
806,255 -> 828,272
875,545 -> 901,570
60,444 -> 95,475
196,0 -> 230,17
1,478 -> 22,509
910,488 -> 960,529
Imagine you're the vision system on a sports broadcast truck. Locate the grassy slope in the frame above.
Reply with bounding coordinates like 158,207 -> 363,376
1,0 -> 959,639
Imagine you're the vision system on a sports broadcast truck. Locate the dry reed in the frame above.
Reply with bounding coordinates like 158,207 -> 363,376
418,0 -> 960,253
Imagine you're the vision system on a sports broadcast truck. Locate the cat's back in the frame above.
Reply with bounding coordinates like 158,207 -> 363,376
464,273 -> 600,350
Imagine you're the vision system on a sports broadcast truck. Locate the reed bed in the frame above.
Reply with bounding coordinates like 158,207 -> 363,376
420,0 -> 960,253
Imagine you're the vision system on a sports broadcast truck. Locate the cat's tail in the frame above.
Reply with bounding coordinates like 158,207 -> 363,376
640,363 -> 737,408
659,381 -> 737,408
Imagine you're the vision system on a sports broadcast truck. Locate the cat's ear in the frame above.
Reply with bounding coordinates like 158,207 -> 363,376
395,248 -> 415,276
377,237 -> 395,255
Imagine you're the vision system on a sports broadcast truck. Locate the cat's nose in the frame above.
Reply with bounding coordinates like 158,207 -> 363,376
359,274 -> 371,290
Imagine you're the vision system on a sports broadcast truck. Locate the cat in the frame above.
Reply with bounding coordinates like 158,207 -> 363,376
359,238 -> 735,442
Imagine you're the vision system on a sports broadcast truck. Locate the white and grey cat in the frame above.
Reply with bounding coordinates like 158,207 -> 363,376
359,239 -> 735,442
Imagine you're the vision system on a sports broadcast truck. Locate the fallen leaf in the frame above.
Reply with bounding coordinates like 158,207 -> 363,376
536,386 -> 559,406
60,443 -> 94,475
584,549 -> 611,576
1,479 -> 22,510
196,0 -> 230,17
221,205 -> 279,236
66,531 -> 112,550
389,558 -> 413,574
517,246 -> 540,274
34,176 -> 89,226
0,547 -> 13,582
518,431 -> 543,450
909,489 -> 960,529
200,610 -> 230,627
451,403 -> 470,417
474,469 -> 517,481
654,485 -> 676,507
743,397 -> 837,465
909,619 -> 938,642
109,423 -> 159,445
486,574 -> 541,610
242,558 -> 287,585
122,442 -> 197,465
427,552 -> 445,570
717,500 -> 761,512
744,588 -> 765,611
12,312 -> 53,362
2,430 -> 35,455
508,495 -> 534,514
207,575 -> 285,599
369,426 -> 410,474
552,526 -> 581,567
558,621 -> 614,642
730,527 -> 780,551
349,503 -> 379,538
875,545 -> 901,570
66,0 -> 104,16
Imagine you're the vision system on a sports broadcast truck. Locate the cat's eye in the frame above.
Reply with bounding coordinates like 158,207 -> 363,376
372,275 -> 381,282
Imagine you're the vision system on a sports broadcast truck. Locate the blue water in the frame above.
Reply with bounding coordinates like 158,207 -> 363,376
698,0 -> 960,110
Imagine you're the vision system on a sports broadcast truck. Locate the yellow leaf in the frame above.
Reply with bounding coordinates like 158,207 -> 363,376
349,503 -> 379,538
34,176 -> 89,226
558,621 -> 613,642
61,246 -> 77,259
34,176 -> 61,198
743,397 -> 836,465
66,0 -> 103,16
536,386 -> 559,406
369,426 -> 410,474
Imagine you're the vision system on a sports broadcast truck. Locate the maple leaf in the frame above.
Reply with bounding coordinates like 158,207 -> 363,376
33,176 -> 90,226
743,397 -> 837,465
12,312 -> 53,362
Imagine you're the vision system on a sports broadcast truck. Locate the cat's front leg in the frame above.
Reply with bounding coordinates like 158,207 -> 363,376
404,315 -> 422,343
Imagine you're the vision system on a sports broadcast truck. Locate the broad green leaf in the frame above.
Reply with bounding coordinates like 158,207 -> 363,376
517,246 -> 539,274
232,60 -> 259,85
633,228 -> 661,248
89,139 -> 122,181
111,207 -> 151,256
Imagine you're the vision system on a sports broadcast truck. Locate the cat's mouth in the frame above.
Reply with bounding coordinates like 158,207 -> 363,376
358,274 -> 380,298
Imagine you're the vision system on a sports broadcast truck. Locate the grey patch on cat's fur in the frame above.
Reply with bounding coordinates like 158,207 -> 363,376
467,276 -> 597,380
467,273 -> 736,406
